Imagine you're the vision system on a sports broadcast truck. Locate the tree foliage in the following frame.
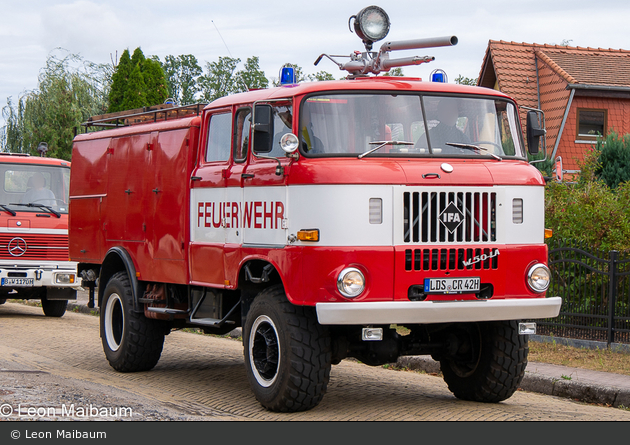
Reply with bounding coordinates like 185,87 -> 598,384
198,56 -> 241,102
455,74 -> 478,86
235,56 -> 269,91
108,47 -> 168,112
307,71 -> 336,81
383,67 -> 404,77
161,54 -> 203,105
1,51 -> 111,160
199,56 -> 272,102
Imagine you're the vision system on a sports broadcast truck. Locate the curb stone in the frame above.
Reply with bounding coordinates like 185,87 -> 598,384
395,356 -> 630,408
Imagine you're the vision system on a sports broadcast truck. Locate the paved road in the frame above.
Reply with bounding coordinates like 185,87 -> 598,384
1,301 -> 629,421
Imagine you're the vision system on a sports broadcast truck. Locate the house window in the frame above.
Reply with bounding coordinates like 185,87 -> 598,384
577,109 -> 607,141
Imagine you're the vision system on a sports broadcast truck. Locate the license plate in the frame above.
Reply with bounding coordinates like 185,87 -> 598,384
1,278 -> 34,287
424,277 -> 480,294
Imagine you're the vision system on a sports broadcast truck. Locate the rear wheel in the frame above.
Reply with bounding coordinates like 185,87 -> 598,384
243,285 -> 332,412
41,298 -> 67,317
440,320 -> 528,403
100,272 -> 165,372
0,299 -> 6,305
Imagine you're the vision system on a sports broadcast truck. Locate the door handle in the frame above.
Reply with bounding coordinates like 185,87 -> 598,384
241,174 -> 255,179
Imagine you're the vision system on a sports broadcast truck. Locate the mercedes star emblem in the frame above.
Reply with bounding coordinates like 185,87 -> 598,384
8,237 -> 27,257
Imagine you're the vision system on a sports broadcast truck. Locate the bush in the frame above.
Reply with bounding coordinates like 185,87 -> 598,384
594,131 -> 630,189
545,132 -> 630,251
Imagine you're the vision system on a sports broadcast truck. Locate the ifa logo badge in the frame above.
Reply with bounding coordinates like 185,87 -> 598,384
439,203 -> 465,233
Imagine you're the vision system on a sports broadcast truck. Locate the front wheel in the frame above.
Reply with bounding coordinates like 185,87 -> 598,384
100,272 -> 165,372
440,320 -> 528,403
41,298 -> 67,317
243,285 -> 332,412
0,299 -> 6,305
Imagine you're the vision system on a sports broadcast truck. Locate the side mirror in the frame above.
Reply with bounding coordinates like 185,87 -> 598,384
526,110 -> 546,155
555,156 -> 563,182
253,104 -> 273,153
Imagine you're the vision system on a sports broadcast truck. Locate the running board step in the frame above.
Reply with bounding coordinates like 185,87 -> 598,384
146,307 -> 189,315
189,318 -> 236,327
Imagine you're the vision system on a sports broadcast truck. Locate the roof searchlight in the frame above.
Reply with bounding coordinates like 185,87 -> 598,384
315,5 -> 457,77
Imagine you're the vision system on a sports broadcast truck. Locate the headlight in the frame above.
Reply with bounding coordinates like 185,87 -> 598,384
280,133 -> 299,153
527,264 -> 550,293
55,273 -> 76,285
337,267 -> 365,298
351,6 -> 390,50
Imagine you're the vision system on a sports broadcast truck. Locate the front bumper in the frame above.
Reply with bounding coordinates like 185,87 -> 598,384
0,261 -> 81,295
316,296 -> 562,325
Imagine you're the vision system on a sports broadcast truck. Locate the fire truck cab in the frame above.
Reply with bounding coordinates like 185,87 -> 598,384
70,6 -> 561,412
0,153 -> 79,317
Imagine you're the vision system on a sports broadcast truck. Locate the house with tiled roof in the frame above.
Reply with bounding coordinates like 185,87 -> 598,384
478,40 -> 630,173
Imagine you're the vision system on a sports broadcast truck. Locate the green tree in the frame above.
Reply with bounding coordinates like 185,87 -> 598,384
108,47 -> 168,112
121,63 -> 147,110
108,49 -> 132,113
307,71 -> 335,81
161,54 -> 203,105
455,74 -> 478,86
198,56 -> 241,102
1,51 -> 111,160
383,67 -> 404,77
143,57 -> 169,107
235,56 -> 269,91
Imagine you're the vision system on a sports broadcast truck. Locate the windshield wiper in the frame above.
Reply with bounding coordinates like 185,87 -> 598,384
9,202 -> 61,218
0,204 -> 16,216
359,140 -> 415,159
445,143 -> 502,161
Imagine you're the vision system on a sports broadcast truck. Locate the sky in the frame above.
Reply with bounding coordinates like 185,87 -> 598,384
1,0 -> 629,126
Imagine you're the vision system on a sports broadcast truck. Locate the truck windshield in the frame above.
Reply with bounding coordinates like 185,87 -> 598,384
0,164 -> 70,215
300,93 -> 525,159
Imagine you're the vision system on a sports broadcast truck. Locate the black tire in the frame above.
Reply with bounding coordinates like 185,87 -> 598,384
440,320 -> 528,403
41,298 -> 67,317
100,271 -> 165,372
0,299 -> 6,305
243,285 -> 332,412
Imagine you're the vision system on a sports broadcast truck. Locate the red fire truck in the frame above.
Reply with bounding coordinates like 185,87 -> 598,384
0,152 -> 78,317
69,6 -> 561,412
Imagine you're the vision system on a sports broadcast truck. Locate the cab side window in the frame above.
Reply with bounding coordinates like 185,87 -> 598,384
205,112 -> 233,162
269,105 -> 293,157
234,108 -> 251,162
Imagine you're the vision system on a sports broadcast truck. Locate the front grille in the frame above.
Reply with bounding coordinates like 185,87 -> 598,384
0,234 -> 69,261
403,191 -> 496,244
404,248 -> 499,271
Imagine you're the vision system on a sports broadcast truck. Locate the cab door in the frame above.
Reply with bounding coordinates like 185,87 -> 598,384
241,102 -> 293,247
189,109 -> 232,286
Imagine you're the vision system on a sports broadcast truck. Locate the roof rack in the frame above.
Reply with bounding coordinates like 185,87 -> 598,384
0,152 -> 31,157
82,103 -> 208,129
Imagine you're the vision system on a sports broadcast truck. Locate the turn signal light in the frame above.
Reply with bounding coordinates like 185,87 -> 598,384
297,229 -> 320,242
545,228 -> 553,239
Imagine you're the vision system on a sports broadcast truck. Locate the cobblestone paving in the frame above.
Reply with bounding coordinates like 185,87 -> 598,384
2,302 -> 630,421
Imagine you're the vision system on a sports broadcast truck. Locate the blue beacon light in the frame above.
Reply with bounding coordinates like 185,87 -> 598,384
431,69 -> 448,83
280,66 -> 296,85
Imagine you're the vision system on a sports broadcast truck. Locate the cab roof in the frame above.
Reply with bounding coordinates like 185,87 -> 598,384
0,152 -> 70,167
205,77 -> 513,110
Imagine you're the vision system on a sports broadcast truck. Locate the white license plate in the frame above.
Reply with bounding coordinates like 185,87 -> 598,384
424,277 -> 480,294
1,278 -> 34,287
